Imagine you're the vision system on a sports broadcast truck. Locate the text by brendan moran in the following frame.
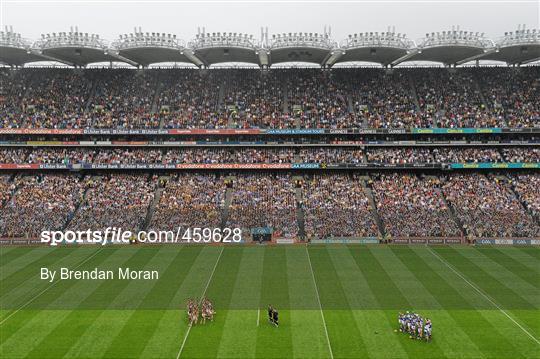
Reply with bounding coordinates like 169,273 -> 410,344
40,267 -> 159,282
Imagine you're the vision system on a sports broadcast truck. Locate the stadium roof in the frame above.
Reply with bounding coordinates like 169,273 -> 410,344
112,30 -> 203,67
1,26 -> 538,68
189,32 -> 261,66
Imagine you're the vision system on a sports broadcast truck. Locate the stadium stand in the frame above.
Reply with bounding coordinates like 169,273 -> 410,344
0,65 -> 538,241
2,147 -> 540,165
509,173 -> 540,220
67,174 -> 155,232
158,70 -> 225,129
3,67 -> 538,129
303,174 -> 379,239
371,173 -> 461,237
442,174 -> 540,238
227,174 -> 298,238
0,175 -> 85,237
149,174 -> 226,231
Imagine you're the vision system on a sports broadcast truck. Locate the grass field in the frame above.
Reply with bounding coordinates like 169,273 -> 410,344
0,244 -> 538,358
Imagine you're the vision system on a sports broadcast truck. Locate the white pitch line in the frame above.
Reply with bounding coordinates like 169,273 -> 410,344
426,246 -> 540,346
0,246 -> 104,326
257,308 -> 260,327
305,245 -> 335,359
176,246 -> 224,359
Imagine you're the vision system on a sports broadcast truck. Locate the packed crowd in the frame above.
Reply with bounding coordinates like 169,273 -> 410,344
149,174 -> 225,232
0,175 -> 14,207
1,69 -> 94,129
371,174 -> 461,237
88,70 -> 160,129
67,174 -> 155,232
413,68 -> 505,128
303,174 -> 379,238
0,172 -> 539,239
158,70 -> 225,129
366,147 -> 538,163
476,67 -> 540,128
299,148 -> 365,164
442,174 -> 540,238
0,175 -> 85,237
501,148 -> 540,163
509,174 -> 540,220
2,146 -> 538,165
287,69 -> 351,129
1,67 -> 538,129
227,174 -> 298,237
345,69 -> 422,129
224,70 -> 290,129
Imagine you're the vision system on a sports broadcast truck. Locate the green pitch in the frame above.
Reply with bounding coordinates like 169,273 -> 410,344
0,245 -> 538,358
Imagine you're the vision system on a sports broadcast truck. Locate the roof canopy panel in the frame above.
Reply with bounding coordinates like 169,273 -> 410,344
269,47 -> 330,65
112,30 -> 203,66
268,32 -> 334,65
332,31 -> 415,66
41,47 -> 119,66
118,47 -> 198,66
482,44 -> 540,64
194,47 -> 260,66
335,47 -> 408,65
0,47 -> 47,66
408,46 -> 486,65
189,32 -> 259,66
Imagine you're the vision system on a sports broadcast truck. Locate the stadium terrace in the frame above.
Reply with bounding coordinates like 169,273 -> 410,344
0,25 -> 539,68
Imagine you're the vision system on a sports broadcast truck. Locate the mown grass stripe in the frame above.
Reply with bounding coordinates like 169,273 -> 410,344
474,247 -> 540,290
516,246 -> 540,260
348,246 -> 437,359
216,246 -> 264,358
429,246 -> 540,348
347,246 -> 410,308
0,247 -> 104,325
62,246 -> 163,359
22,247 -> 138,358
307,245 -> 365,358
499,247 -> 540,273
0,246 -> 18,257
0,247 -> 90,291
328,246 -> 408,359
441,247 -> 536,310
291,246 -> 333,359
176,246 -> 230,359
139,246 -> 211,359
393,246 -> 506,358
0,247 -> 42,269
255,247 -> 293,358
370,247 -> 452,358
412,245 -> 540,357
0,247 -> 115,357
64,310 -> 135,359
101,247 -> 184,358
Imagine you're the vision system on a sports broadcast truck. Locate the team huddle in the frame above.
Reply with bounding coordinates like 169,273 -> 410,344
186,298 -> 215,326
398,312 -> 432,341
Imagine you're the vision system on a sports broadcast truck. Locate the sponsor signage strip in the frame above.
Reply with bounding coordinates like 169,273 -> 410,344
476,239 -> 540,246
0,163 -> 537,170
1,128 -> 539,135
